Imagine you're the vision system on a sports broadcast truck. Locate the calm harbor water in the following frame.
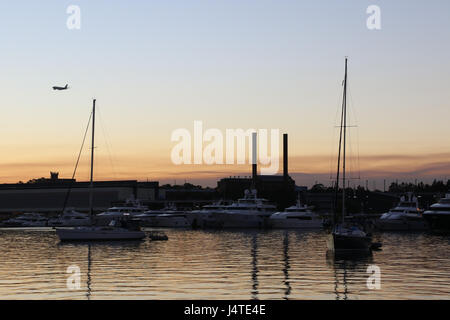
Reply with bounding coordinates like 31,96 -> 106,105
0,228 -> 449,299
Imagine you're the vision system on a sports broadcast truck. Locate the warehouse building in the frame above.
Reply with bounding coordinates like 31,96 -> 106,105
0,172 -> 159,214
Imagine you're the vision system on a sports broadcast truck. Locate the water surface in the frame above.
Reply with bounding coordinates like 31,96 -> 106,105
0,228 -> 449,299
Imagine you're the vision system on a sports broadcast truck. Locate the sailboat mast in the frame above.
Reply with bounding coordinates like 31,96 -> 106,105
88,99 -> 96,219
342,58 -> 348,223
333,58 -> 346,225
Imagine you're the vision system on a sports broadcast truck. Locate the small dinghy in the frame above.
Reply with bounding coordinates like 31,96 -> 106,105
148,231 -> 168,241
371,242 -> 383,251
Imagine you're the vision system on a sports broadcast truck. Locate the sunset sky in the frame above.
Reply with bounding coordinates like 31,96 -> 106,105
0,0 -> 449,188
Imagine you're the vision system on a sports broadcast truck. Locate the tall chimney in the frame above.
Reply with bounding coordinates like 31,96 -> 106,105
283,133 -> 288,178
252,132 -> 257,181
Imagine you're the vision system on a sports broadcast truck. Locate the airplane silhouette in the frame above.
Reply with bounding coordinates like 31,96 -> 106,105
53,84 -> 69,90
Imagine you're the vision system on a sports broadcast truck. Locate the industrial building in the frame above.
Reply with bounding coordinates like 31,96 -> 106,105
217,133 -> 297,209
0,172 -> 159,214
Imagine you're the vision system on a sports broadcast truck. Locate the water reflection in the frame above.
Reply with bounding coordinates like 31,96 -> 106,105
282,232 -> 291,300
86,244 -> 91,300
251,233 -> 259,300
57,240 -> 144,300
0,229 -> 449,299
326,251 -> 373,300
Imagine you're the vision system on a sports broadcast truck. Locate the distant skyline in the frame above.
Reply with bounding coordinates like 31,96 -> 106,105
1,1 -> 450,188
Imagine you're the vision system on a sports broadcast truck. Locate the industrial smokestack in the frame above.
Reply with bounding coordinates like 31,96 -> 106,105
283,133 -> 288,178
252,132 -> 257,181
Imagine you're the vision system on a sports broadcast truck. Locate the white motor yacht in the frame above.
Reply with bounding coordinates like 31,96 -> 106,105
48,209 -> 91,227
187,201 -> 230,229
97,199 -> 148,217
1,213 -> 48,227
269,199 -> 323,229
423,193 -> 450,233
136,204 -> 190,228
95,199 -> 148,225
211,189 -> 276,228
376,193 -> 427,231
145,213 -> 191,228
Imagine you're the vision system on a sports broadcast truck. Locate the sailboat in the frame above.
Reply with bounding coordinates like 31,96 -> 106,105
56,99 -> 146,241
326,58 -> 372,253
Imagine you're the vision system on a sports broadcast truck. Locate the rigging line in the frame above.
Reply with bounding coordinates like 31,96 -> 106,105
329,81 -> 345,180
347,78 -> 360,126
343,79 -> 353,181
345,78 -> 353,181
334,75 -> 345,221
97,105 -> 117,179
356,126 -> 361,180
347,123 -> 353,179
329,125 -> 338,180
347,78 -> 362,180
347,118 -> 359,181
61,110 -> 93,213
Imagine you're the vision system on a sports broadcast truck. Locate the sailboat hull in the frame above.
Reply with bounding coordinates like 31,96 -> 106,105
327,232 -> 372,253
56,227 -> 146,241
